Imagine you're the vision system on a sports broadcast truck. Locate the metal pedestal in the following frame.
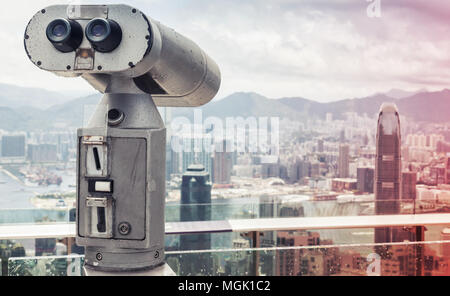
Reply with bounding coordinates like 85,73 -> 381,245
83,263 -> 176,276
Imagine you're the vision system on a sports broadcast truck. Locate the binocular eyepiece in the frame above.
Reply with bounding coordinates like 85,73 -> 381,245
46,17 -> 122,53
46,18 -> 83,53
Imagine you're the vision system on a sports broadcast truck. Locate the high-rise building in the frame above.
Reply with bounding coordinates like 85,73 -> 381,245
179,164 -> 212,275
276,231 -> 321,276
340,130 -> 346,143
258,194 -> 280,276
430,166 -> 445,185
260,155 -> 280,179
401,146 -> 409,163
181,134 -> 213,175
288,158 -> 300,184
402,171 -> 417,201
213,140 -> 233,184
375,103 -> 402,256
310,162 -> 320,178
180,164 -> 212,226
446,156 -> 450,184
224,239 -> 251,275
375,103 -> 402,216
1,135 -> 26,158
357,167 -> 374,193
374,103 -> 421,267
437,141 -> 450,154
27,144 -> 58,163
317,139 -> 324,153
298,161 -> 310,179
441,228 -> 450,258
166,136 -> 180,180
338,144 -> 350,178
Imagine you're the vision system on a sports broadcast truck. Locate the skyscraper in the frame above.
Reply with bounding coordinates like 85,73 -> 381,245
446,156 -> 450,184
339,130 -> 346,143
213,140 -> 233,184
179,164 -> 212,275
317,139 -> 324,153
374,103 -> 420,269
181,134 -> 213,175
166,135 -> 180,180
402,171 -> 417,201
1,135 -> 26,158
375,103 -> 402,216
356,167 -> 374,193
338,144 -> 350,178
27,144 -> 58,163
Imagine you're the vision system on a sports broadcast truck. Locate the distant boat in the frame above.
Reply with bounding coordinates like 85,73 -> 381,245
56,199 -> 66,207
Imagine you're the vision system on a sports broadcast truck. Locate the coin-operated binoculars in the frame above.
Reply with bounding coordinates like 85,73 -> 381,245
24,4 -> 220,275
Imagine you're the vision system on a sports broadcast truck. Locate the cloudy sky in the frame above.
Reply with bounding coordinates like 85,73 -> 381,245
1,0 -> 450,101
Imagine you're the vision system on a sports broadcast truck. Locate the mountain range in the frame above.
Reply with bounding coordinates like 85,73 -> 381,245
0,83 -> 449,131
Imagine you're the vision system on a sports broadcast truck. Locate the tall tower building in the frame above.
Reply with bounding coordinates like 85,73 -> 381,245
339,130 -> 346,143
338,144 -> 350,178
357,167 -> 374,193
213,140 -> 233,184
317,139 -> 324,153
181,134 -> 213,175
375,103 -> 402,216
1,135 -> 26,158
374,103 -> 421,270
179,164 -> 212,275
402,171 -> 417,201
446,156 -> 450,184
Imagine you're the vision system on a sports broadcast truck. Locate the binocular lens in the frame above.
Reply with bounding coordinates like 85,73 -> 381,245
46,18 -> 83,53
52,24 -> 67,37
86,18 -> 122,53
91,24 -> 107,37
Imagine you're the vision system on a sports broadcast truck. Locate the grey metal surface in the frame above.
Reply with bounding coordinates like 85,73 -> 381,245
83,263 -> 176,276
24,4 -> 221,107
24,5 -> 150,75
24,2 -> 222,274
77,100 -> 167,269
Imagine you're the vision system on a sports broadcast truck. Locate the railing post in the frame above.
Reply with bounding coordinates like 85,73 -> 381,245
249,231 -> 260,276
415,226 -> 425,276
1,258 -> 7,276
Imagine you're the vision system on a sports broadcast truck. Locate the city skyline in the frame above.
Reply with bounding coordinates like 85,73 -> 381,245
0,0 -> 449,278
1,98 -> 450,276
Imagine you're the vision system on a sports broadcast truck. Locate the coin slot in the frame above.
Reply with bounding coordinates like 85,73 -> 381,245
97,207 -> 106,233
93,147 -> 101,170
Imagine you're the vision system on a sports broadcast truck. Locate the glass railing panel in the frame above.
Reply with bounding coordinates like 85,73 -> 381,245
4,238 -> 84,259
0,197 -> 447,226
166,241 -> 450,276
8,255 -> 84,276
0,208 -> 73,224
169,224 -> 450,252
166,198 -> 450,224
0,241 -> 448,276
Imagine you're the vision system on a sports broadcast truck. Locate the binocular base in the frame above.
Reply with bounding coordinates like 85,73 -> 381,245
83,263 -> 176,276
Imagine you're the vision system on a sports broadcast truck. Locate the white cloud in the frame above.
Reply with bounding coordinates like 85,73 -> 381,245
1,0 -> 450,102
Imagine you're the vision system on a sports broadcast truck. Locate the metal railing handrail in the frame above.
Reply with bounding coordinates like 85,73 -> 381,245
0,213 -> 449,240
